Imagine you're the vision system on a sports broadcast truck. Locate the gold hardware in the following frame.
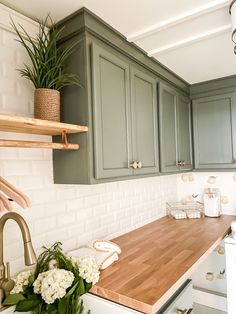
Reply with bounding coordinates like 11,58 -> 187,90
232,159 -> 236,164
176,309 -> 187,314
130,161 -> 142,169
0,212 -> 37,307
130,161 -> 138,169
177,161 -> 186,167
177,161 -> 182,166
137,161 -> 142,169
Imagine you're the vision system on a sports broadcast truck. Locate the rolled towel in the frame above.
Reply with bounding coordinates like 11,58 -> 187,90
67,247 -> 119,270
89,239 -> 121,255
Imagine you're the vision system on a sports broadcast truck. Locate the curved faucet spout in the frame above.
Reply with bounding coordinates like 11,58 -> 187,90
0,212 -> 37,268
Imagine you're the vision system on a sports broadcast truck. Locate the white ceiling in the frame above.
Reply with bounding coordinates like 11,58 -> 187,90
0,0 -> 235,84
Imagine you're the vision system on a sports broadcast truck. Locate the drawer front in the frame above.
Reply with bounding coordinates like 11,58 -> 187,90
156,280 -> 193,314
82,293 -> 142,314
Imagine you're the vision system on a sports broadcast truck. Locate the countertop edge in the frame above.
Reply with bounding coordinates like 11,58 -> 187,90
151,226 -> 231,314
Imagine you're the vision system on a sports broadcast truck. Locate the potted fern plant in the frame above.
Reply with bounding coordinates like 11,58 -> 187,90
12,16 -> 78,122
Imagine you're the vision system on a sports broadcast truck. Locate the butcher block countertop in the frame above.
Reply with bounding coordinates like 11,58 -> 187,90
90,215 -> 236,314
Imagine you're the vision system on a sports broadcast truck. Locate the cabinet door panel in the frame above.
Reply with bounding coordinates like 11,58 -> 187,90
92,44 -> 133,179
159,83 -> 178,172
193,92 -> 236,169
177,95 -> 192,171
130,67 -> 159,175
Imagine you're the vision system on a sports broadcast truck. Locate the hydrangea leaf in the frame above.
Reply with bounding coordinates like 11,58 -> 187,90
3,293 -> 25,305
15,299 -> 41,311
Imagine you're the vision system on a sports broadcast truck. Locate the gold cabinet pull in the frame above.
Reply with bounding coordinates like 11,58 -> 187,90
176,309 -> 187,314
137,161 -> 142,169
130,161 -> 142,169
177,161 -> 186,167
130,161 -> 138,169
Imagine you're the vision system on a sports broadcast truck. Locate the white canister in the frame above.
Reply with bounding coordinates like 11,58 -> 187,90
204,188 -> 221,217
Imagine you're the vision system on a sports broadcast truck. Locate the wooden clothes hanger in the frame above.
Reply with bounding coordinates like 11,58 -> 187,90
0,176 -> 31,211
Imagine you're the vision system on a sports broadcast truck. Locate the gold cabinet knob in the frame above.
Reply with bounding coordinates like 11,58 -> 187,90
137,161 -> 142,169
130,161 -> 142,169
130,161 -> 138,169
176,309 -> 187,314
177,161 -> 186,166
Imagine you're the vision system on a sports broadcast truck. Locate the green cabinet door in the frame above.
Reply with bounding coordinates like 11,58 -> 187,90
130,67 -> 159,175
159,83 -> 192,173
193,92 -> 236,169
92,43 -> 133,179
159,83 -> 178,172
177,94 -> 192,171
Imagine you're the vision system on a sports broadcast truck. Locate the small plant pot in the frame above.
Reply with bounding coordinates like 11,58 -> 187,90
34,88 -> 60,121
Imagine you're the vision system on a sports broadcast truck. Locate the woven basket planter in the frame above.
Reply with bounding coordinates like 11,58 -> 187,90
34,88 -> 60,121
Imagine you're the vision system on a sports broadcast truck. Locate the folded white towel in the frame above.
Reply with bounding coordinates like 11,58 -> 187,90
89,239 -> 122,255
68,247 -> 119,270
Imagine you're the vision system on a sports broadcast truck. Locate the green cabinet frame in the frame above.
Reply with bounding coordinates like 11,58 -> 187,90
53,8 -> 191,184
193,91 -> 236,169
159,82 -> 192,173
92,43 -> 159,179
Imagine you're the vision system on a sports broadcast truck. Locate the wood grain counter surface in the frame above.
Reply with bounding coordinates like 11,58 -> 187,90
90,215 -> 236,314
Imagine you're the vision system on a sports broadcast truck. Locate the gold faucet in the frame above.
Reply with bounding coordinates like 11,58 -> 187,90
0,212 -> 37,307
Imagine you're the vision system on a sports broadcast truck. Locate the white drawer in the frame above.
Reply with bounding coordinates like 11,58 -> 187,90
156,280 -> 193,314
81,293 -> 142,314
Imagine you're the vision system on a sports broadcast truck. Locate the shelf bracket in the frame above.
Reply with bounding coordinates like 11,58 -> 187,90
62,130 -> 69,147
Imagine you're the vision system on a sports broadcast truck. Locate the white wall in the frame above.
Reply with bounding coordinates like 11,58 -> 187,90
0,5 -> 178,275
177,172 -> 236,297
177,172 -> 236,216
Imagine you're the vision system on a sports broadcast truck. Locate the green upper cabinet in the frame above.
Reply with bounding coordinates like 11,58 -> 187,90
53,8 -> 190,184
192,91 -> 236,169
92,44 -> 132,179
177,94 -> 192,171
159,83 -> 192,173
130,66 -> 159,175
92,43 -> 159,179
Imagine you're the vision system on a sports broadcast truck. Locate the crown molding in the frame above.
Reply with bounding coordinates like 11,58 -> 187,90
0,3 -> 38,36
148,24 -> 231,56
127,0 -> 229,42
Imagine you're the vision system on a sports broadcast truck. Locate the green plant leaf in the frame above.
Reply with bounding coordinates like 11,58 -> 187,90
15,299 -> 41,311
77,278 -> 85,296
3,293 -> 25,305
58,297 -> 68,314
11,15 -> 79,90
65,281 -> 79,298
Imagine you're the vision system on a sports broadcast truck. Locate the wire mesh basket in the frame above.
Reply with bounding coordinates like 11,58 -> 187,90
166,201 -> 204,219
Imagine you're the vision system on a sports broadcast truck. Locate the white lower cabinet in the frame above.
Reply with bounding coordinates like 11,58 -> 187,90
225,235 -> 236,314
156,280 -> 193,314
82,280 -> 193,314
81,293 -> 142,314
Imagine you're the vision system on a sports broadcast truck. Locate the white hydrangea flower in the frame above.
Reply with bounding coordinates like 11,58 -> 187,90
77,256 -> 100,285
33,272 -> 47,294
10,270 -> 32,294
33,269 -> 74,304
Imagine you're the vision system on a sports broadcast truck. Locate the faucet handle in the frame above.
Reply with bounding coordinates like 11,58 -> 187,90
1,263 -> 15,295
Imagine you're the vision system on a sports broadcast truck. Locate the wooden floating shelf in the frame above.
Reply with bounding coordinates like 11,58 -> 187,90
0,114 -> 88,150
0,140 -> 79,150
0,114 -> 88,135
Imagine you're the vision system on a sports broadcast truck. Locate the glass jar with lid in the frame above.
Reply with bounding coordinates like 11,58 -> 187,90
204,188 -> 221,217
